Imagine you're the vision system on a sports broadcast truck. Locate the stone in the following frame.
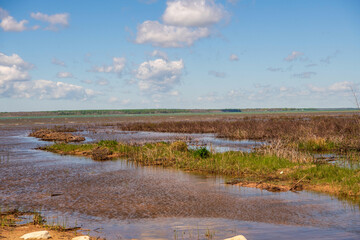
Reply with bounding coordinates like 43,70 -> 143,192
72,236 -> 90,240
224,235 -> 247,240
20,231 -> 51,239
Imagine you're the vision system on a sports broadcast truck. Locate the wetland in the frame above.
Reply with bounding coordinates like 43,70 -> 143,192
1,112 -> 359,239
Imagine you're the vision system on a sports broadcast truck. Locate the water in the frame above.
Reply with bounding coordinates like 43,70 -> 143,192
0,125 -> 359,239
314,153 -> 360,169
80,128 -> 265,153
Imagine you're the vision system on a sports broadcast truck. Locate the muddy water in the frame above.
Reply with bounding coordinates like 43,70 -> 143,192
1,125 -> 360,240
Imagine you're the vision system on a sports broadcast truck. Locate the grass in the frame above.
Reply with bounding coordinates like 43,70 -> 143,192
117,114 -> 360,153
42,140 -> 360,203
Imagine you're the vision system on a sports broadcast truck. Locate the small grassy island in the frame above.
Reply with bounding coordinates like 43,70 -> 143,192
41,139 -> 360,203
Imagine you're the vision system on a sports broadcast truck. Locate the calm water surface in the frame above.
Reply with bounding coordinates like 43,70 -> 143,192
0,124 -> 359,239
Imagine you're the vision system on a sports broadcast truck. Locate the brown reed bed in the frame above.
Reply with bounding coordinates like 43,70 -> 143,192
116,114 -> 360,153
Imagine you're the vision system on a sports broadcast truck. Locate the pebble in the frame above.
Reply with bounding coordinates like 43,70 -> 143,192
20,231 -> 51,239
224,235 -> 247,240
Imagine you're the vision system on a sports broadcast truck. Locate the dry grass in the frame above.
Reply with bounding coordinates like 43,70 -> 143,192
117,114 -> 360,153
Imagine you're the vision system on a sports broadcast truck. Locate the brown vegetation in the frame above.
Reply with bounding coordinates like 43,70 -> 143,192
117,115 -> 360,152
29,129 -> 85,142
0,210 -> 97,240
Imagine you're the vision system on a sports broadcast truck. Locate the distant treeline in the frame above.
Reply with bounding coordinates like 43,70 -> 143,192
0,109 -> 240,117
0,108 -> 357,118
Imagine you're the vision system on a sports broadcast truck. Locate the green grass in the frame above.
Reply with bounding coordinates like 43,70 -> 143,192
42,141 -> 360,202
297,138 -> 338,152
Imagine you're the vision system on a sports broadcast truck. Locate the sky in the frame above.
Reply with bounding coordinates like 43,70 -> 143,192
0,0 -> 359,112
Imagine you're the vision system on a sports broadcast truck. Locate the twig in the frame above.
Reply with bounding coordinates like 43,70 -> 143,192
290,174 -> 308,191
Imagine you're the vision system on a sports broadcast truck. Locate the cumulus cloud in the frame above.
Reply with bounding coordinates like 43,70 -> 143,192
208,70 -> 226,78
135,58 -> 184,93
0,65 -> 30,83
90,57 -> 126,75
52,58 -> 66,67
9,80 -> 95,99
284,51 -> 304,62
135,0 -> 227,48
292,71 -> 316,79
30,12 -> 69,30
0,8 -> 28,32
56,72 -> 73,78
162,0 -> 227,27
136,20 -> 210,48
0,52 -> 33,69
0,52 -> 94,100
0,52 -> 33,83
229,54 -> 239,61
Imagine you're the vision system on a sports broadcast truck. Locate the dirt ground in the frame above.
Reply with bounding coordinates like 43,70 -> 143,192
0,224 -> 94,240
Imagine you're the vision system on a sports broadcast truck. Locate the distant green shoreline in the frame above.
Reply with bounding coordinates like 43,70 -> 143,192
0,108 -> 358,120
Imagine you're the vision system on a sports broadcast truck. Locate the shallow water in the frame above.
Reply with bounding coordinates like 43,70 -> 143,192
80,128 -> 264,153
314,153 -> 360,169
0,125 -> 359,239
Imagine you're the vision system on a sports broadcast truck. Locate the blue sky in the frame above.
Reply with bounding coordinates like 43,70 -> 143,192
0,0 -> 359,111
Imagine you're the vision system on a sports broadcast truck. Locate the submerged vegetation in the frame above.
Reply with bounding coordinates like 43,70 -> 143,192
42,139 -> 360,202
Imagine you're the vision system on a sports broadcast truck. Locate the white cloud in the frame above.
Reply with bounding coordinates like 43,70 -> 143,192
309,81 -> 354,94
135,58 -> 184,93
136,20 -> 210,47
135,0 -> 227,48
56,72 -> 73,78
284,51 -> 304,62
151,50 -> 168,60
0,52 -> 94,100
0,8 -> 28,32
0,52 -> 33,83
0,16 -> 28,32
169,90 -> 179,96
10,80 -> 95,100
90,57 -> 126,75
229,54 -> 239,61
162,0 -> 227,27
52,58 -> 66,67
0,65 -> 30,83
197,92 -> 222,102
109,97 -> 131,105
0,52 -> 33,69
30,12 -> 69,30
328,81 -> 353,92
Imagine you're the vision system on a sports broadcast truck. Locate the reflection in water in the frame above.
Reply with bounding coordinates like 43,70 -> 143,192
0,125 -> 359,240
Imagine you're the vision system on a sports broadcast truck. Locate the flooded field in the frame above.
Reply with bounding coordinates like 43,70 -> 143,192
1,120 -> 360,239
